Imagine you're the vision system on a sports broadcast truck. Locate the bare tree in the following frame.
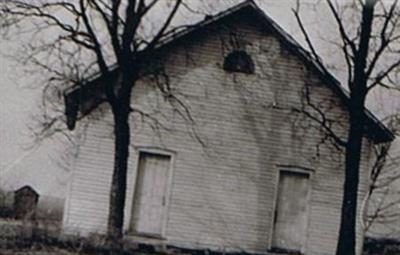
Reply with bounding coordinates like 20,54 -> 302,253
0,0 -> 188,242
293,0 -> 400,254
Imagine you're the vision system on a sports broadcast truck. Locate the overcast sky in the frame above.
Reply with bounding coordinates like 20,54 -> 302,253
1,0 -> 399,198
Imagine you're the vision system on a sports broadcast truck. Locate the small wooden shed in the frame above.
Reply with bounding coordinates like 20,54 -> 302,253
14,185 -> 39,220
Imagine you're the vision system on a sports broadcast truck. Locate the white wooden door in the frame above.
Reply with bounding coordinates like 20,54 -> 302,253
131,152 -> 171,236
272,170 -> 310,252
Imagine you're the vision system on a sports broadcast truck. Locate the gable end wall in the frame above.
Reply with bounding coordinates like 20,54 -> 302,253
63,17 -> 373,255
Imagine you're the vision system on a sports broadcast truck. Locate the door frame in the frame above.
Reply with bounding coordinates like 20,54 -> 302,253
268,165 -> 313,253
128,147 -> 176,239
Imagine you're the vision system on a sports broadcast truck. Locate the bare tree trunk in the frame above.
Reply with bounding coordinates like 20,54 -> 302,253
336,103 -> 365,255
108,106 -> 130,239
107,71 -> 135,243
336,2 -> 375,254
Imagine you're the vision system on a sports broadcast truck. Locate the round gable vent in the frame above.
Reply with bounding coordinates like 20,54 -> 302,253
223,50 -> 255,74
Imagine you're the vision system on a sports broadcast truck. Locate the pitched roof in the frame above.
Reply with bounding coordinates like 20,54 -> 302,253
14,185 -> 39,196
64,0 -> 395,143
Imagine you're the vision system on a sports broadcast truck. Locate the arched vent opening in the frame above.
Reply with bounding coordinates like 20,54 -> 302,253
223,50 -> 255,74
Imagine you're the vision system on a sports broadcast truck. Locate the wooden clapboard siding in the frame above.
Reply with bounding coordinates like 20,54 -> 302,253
62,17 -> 373,255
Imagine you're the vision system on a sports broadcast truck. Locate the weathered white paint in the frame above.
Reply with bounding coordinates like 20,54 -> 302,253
62,14 -> 373,255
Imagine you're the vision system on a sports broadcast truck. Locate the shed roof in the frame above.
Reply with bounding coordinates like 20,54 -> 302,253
64,0 -> 395,143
